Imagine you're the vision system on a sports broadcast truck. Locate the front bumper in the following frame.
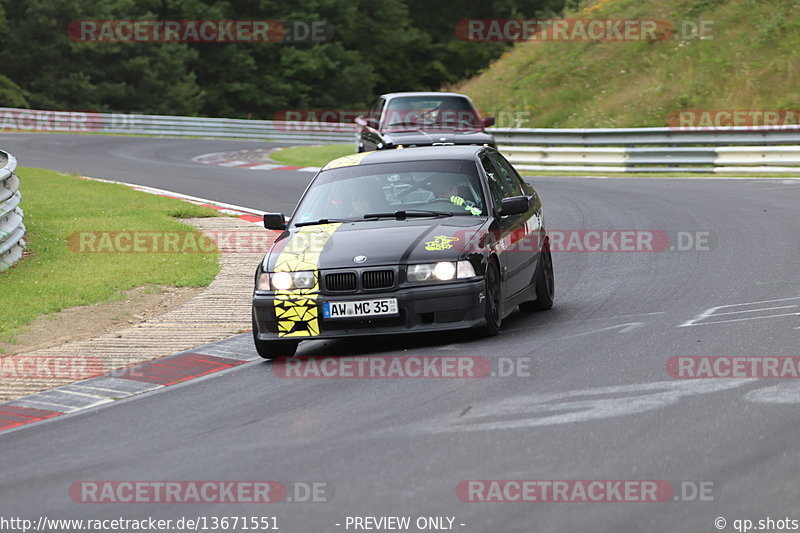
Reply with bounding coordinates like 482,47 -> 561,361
252,279 -> 486,341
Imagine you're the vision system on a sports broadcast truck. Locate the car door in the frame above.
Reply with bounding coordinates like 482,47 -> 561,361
485,151 -> 539,297
479,153 -> 520,299
359,97 -> 384,151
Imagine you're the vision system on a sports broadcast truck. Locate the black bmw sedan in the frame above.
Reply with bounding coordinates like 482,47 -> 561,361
355,92 -> 495,151
252,146 -> 553,358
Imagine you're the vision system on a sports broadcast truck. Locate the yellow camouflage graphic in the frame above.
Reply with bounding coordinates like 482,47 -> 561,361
424,235 -> 459,251
273,223 -> 340,337
321,151 -> 371,170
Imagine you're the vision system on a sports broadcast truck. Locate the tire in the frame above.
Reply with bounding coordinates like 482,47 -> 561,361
252,310 -> 298,359
520,241 -> 554,312
478,260 -> 502,337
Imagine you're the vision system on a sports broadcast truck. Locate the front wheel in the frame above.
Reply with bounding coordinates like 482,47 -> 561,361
477,261 -> 502,337
252,310 -> 298,359
520,243 -> 554,312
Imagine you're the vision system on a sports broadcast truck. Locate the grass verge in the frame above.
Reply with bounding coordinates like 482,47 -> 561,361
270,144 -> 354,168
0,167 -> 221,348
458,0 -> 800,128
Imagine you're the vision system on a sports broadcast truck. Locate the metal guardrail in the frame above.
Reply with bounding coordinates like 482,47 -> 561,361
0,150 -> 24,271
3,107 -> 800,172
491,127 -> 800,172
0,107 -> 355,144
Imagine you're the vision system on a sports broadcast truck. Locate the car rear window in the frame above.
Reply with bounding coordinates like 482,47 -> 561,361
383,97 -> 481,131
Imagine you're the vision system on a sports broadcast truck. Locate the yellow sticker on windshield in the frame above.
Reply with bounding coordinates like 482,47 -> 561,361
424,235 -> 459,251
322,152 -> 372,170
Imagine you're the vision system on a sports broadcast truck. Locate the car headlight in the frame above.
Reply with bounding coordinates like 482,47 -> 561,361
457,260 -> 477,279
291,271 -> 316,289
408,261 -> 476,282
257,271 -> 316,290
271,272 -> 294,290
433,261 -> 456,281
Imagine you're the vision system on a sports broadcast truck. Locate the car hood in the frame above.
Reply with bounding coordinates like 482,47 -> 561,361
382,129 -> 494,146
264,218 -> 487,271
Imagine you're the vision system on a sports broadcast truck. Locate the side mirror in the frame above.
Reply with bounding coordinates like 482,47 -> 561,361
355,115 -> 366,126
499,196 -> 529,217
263,213 -> 287,230
483,116 -> 495,128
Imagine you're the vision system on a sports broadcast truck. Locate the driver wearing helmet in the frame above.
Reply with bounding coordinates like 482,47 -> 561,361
428,175 -> 482,216
347,179 -> 386,217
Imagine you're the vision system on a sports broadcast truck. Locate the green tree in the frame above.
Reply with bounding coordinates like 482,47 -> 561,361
0,75 -> 29,108
0,4 -> 29,107
0,0 -> 202,114
0,0 -> 566,116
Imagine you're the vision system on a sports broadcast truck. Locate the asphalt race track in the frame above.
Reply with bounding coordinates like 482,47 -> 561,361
0,133 -> 306,213
1,134 -> 799,532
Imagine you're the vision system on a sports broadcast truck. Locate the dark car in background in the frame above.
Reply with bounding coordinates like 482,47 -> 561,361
355,92 -> 496,152
252,146 -> 553,359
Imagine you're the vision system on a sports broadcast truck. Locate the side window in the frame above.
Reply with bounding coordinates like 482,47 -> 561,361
373,98 -> 386,127
505,158 -> 531,196
480,154 -> 505,210
488,152 -> 524,198
369,98 -> 384,127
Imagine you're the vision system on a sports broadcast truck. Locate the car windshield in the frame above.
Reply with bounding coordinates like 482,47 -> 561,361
292,160 -> 486,226
383,96 -> 482,131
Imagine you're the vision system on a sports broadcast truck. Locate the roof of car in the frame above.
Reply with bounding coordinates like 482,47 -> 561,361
380,92 -> 473,100
321,146 -> 488,171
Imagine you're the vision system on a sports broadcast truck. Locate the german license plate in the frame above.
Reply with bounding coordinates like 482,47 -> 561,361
322,298 -> 398,319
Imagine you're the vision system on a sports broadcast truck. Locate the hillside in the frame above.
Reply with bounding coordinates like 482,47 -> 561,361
457,0 -> 800,128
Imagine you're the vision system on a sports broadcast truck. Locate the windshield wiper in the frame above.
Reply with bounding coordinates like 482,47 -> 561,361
432,118 -> 480,130
296,211 -> 454,226
387,120 -> 425,127
295,218 -> 358,227
385,120 -> 435,132
363,210 -> 454,220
